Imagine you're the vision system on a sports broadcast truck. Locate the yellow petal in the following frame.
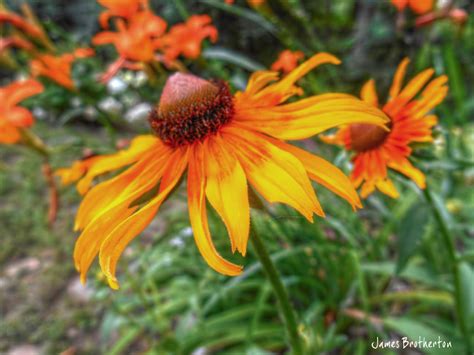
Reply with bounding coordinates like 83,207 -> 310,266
74,146 -> 172,283
205,135 -> 250,255
375,178 -> 399,199
234,94 -> 388,140
74,143 -> 170,231
188,143 -> 243,276
99,148 -> 189,289
223,125 -> 324,220
76,135 -> 158,194
360,79 -> 379,107
274,140 -> 362,209
388,158 -> 426,189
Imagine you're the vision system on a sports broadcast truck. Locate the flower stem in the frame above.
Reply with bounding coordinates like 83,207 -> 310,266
423,185 -> 472,354
250,222 -> 303,355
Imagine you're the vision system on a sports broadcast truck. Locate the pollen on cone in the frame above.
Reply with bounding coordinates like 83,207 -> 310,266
158,73 -> 219,116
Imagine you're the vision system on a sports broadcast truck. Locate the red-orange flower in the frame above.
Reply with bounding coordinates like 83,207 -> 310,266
322,58 -> 448,198
0,7 -> 45,40
58,53 -> 389,289
0,36 -> 34,53
271,50 -> 305,74
98,0 -> 149,28
161,15 -> 218,61
391,0 -> 433,15
0,79 -> 44,144
30,48 -> 94,90
92,11 -> 166,63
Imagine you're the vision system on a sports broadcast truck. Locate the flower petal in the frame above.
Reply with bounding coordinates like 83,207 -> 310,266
205,135 -> 250,255
388,158 -> 426,189
73,144 -> 172,283
235,94 -> 388,140
360,79 -> 379,107
389,57 -> 410,99
99,147 -> 189,289
223,125 -> 323,220
188,143 -> 243,276
273,140 -> 362,209
76,135 -> 158,194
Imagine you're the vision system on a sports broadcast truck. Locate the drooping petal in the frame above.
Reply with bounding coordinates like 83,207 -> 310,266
375,178 -> 399,198
99,147 -> 189,289
388,158 -> 426,188
73,144 -> 172,283
74,142 -> 170,230
188,143 -> 243,276
273,140 -> 362,209
360,79 -> 379,107
223,125 -> 324,220
204,135 -> 250,255
76,135 -> 158,194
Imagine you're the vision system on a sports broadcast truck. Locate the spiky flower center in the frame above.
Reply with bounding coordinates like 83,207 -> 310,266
149,73 -> 234,147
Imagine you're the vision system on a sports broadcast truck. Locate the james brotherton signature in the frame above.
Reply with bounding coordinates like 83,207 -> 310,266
371,336 -> 452,350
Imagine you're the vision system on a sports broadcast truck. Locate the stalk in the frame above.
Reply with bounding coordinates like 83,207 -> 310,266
250,222 -> 303,355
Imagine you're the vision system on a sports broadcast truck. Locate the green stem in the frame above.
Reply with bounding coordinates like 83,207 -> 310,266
423,186 -> 472,354
250,222 -> 303,355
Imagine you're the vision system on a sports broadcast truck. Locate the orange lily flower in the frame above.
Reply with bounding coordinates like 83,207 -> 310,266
58,53 -> 388,289
98,0 -> 149,28
30,48 -> 94,90
271,50 -> 305,74
0,79 -> 44,144
92,11 -> 166,63
0,8 -> 44,40
322,58 -> 448,198
161,15 -> 218,61
391,0 -> 433,15
0,36 -> 34,53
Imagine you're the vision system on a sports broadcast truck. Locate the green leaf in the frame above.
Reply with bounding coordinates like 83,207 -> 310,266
396,203 -> 430,273
458,262 -> 474,332
203,48 -> 265,71
383,317 -> 463,355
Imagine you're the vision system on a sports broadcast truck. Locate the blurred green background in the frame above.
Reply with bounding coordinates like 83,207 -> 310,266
1,0 -> 473,354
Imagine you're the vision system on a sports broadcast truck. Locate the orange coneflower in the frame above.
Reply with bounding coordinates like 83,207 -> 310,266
58,53 -> 388,289
0,79 -> 44,144
30,48 -> 94,90
271,50 -> 305,74
322,58 -> 448,198
161,15 -> 217,61
391,0 -> 433,15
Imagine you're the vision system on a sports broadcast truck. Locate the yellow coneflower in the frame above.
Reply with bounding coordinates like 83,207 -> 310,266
58,53 -> 388,289
322,58 -> 448,198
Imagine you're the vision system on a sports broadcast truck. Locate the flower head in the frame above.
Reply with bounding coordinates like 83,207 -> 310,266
271,50 -> 305,74
93,11 -> 166,63
98,0 -> 149,28
322,58 -> 448,198
30,48 -> 94,90
0,7 -> 45,40
59,53 -> 388,289
161,15 -> 218,61
0,79 -> 44,144
391,0 -> 433,14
